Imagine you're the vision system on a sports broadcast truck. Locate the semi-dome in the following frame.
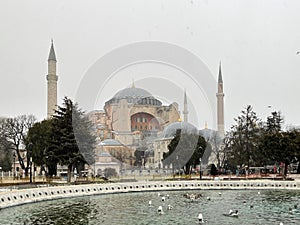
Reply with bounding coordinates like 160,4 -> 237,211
105,86 -> 162,106
161,121 -> 198,138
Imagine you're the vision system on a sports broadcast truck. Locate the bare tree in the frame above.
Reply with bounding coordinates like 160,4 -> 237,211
207,130 -> 225,169
2,115 -> 36,176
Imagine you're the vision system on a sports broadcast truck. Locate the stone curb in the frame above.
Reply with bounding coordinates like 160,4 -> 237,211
0,180 -> 299,209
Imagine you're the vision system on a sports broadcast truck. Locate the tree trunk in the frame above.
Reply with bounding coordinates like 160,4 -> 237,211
184,164 -> 190,175
297,161 -> 300,174
67,164 -> 72,183
15,148 -> 25,170
39,165 -> 44,176
283,162 -> 288,179
24,167 -> 29,177
216,152 -> 220,170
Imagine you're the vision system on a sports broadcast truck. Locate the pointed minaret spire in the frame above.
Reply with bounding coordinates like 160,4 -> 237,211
46,40 -> 58,118
48,39 -> 57,61
218,61 -> 223,83
216,62 -> 225,136
183,89 -> 188,122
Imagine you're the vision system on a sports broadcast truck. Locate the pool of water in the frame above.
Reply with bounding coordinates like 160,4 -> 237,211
0,189 -> 299,225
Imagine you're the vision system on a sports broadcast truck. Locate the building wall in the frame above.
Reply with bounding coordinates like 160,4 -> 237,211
153,137 -> 173,169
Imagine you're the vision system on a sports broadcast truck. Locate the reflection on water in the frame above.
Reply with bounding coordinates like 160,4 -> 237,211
0,190 -> 299,225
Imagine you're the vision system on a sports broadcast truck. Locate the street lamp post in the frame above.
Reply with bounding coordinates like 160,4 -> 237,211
27,142 -> 33,183
176,155 -> 179,178
199,158 -> 202,180
29,157 -> 32,184
94,161 -> 96,179
13,152 -> 16,179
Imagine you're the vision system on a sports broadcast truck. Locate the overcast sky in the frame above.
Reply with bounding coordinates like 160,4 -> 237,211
1,0 -> 300,131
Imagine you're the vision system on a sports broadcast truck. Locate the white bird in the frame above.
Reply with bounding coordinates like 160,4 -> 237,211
190,194 -> 196,201
198,213 -> 204,223
218,192 -> 222,196
206,196 -> 211,200
148,200 -> 152,207
230,210 -> 239,217
167,204 -> 172,210
279,223 -> 283,225
157,206 -> 163,215
258,191 -> 260,195
157,192 -> 161,197
161,196 -> 166,201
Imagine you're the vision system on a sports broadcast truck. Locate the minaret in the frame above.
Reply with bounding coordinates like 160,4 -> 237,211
183,89 -> 188,122
46,40 -> 58,118
216,62 -> 225,136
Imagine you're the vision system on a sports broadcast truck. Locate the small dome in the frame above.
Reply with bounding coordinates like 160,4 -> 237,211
162,121 -> 198,138
199,128 -> 222,141
99,139 -> 123,146
99,152 -> 112,157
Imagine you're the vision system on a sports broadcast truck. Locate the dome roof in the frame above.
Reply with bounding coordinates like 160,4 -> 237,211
199,128 -> 222,142
99,151 -> 112,157
145,148 -> 154,157
113,87 -> 152,99
99,139 -> 123,146
105,86 -> 162,106
161,121 -> 198,138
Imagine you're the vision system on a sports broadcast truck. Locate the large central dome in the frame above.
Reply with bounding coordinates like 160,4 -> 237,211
113,87 -> 152,99
105,86 -> 162,106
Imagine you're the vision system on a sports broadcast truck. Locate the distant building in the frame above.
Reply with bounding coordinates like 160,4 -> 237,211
102,83 -> 181,146
153,121 -> 198,169
46,42 -> 225,173
97,139 -> 134,167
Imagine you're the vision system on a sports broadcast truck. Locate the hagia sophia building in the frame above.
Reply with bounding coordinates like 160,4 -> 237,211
46,41 -> 225,175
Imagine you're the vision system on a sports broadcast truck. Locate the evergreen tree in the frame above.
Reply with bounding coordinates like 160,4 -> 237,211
209,164 -> 218,176
261,129 -> 300,177
163,129 -> 206,175
25,119 -> 58,176
266,111 -> 283,134
259,111 -> 300,177
0,119 -> 13,171
259,111 -> 284,167
225,105 -> 262,168
104,167 -> 117,178
51,97 -> 96,182
293,129 -> 300,174
0,152 -> 12,172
